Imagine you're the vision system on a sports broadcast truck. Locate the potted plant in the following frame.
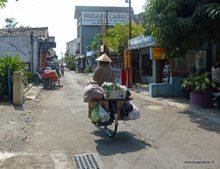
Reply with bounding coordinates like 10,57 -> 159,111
182,72 -> 216,108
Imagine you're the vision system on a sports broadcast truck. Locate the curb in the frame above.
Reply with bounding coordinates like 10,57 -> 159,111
24,83 -> 34,95
131,90 -> 220,125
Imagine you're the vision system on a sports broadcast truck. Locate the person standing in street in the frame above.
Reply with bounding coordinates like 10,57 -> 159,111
93,54 -> 114,86
61,63 -> 64,76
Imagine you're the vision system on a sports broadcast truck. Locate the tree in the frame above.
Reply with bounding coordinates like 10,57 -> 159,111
145,0 -> 220,58
0,0 -> 7,8
90,33 -> 102,52
5,17 -> 18,29
64,53 -> 76,70
105,22 -> 145,56
0,0 -> 18,9
4,17 -> 31,29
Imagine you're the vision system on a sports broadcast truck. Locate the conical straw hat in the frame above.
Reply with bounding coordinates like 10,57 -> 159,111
96,53 -> 112,62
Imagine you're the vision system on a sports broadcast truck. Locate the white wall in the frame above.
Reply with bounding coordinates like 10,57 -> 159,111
0,36 -> 39,72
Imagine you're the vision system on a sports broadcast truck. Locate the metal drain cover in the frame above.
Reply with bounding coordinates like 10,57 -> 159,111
73,153 -> 104,169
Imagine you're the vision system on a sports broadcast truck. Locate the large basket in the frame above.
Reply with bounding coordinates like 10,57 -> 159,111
88,99 -> 128,121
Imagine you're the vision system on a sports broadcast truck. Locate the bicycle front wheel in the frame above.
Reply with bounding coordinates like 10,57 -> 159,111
104,114 -> 118,138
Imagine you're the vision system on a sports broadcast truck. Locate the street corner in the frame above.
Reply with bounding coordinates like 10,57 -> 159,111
24,84 -> 43,102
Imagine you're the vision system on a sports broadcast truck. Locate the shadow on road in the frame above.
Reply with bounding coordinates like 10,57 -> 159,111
179,110 -> 220,134
0,102 -> 12,107
92,131 -> 151,156
42,85 -> 63,91
0,102 -> 25,111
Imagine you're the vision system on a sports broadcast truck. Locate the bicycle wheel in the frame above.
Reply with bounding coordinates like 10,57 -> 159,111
104,114 -> 118,138
33,73 -> 41,85
43,78 -> 55,89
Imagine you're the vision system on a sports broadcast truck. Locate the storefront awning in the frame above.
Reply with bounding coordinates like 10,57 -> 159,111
128,36 -> 156,50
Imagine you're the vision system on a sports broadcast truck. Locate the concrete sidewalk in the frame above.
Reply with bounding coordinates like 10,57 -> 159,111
79,72 -> 220,125
130,83 -> 220,125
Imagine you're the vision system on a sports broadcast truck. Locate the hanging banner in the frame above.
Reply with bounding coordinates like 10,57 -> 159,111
150,48 -> 167,59
124,49 -> 131,69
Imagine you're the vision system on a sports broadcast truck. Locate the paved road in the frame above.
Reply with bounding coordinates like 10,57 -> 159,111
0,69 -> 220,169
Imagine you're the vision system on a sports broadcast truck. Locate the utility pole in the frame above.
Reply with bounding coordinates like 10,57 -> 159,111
61,52 -> 63,62
129,0 -> 132,39
106,10 -> 109,56
30,32 -> 34,73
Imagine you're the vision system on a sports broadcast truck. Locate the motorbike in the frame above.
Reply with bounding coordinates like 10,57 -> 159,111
33,67 -> 60,89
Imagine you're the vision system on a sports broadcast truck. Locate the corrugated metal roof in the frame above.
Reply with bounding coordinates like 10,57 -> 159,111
0,27 -> 48,39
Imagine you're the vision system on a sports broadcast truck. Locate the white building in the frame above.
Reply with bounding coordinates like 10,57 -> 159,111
0,27 -> 56,72
66,38 -> 79,56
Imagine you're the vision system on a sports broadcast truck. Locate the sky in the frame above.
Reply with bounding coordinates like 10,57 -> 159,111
0,0 -> 147,58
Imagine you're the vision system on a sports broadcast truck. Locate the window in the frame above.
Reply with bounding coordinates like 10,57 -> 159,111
173,50 -> 206,75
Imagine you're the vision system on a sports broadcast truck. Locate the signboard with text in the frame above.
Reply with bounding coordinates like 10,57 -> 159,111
82,12 -> 129,26
40,41 -> 56,48
150,48 -> 167,59
124,49 -> 131,69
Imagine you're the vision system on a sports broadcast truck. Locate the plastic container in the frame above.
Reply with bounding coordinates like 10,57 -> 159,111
42,70 -> 58,82
104,89 -> 126,99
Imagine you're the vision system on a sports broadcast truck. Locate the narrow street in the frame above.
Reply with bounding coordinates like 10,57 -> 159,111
0,69 -> 220,169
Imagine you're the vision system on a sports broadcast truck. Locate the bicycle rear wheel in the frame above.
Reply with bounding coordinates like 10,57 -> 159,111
43,78 -> 55,89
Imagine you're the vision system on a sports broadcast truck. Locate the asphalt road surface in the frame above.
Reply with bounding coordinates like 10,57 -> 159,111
0,69 -> 220,169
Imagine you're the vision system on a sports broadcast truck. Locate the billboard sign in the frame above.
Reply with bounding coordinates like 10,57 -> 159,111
40,41 -> 56,48
150,48 -> 168,59
82,12 -> 129,26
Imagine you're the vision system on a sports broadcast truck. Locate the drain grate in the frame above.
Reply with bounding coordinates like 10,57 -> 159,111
74,153 -> 103,169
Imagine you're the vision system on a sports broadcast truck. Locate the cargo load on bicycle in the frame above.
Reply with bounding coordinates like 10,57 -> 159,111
84,81 -> 140,138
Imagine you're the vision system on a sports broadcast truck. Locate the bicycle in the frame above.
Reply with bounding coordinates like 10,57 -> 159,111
88,98 -> 133,138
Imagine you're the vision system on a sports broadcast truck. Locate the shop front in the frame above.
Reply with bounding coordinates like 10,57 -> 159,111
127,36 -> 157,84
128,36 -> 218,97
127,36 -> 179,97
150,48 -> 210,97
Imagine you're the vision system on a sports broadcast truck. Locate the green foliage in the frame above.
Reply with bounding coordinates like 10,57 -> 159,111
145,0 -> 220,58
105,22 -> 145,56
85,66 -> 93,73
64,55 -> 76,70
90,33 -> 103,52
5,17 -> 18,29
0,55 -> 26,96
3,17 -> 30,29
0,0 -> 18,9
182,72 -> 216,94
0,0 -> 7,8
75,49 -> 80,55
23,71 -> 35,83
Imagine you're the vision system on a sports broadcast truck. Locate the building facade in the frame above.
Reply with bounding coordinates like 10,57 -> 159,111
66,38 -> 79,56
74,6 -> 133,68
0,27 -> 56,72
